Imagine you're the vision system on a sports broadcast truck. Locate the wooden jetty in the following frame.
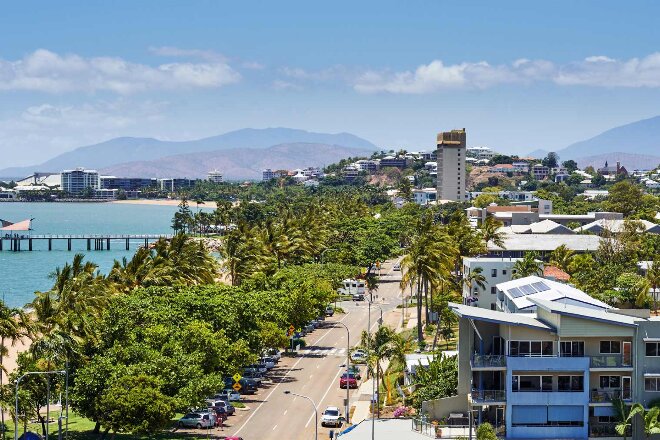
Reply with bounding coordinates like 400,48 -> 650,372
0,234 -> 172,252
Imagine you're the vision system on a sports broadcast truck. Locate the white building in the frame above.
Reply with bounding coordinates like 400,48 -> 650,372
466,146 -> 495,161
462,257 -> 522,310
61,168 -> 99,195
412,188 -> 437,205
207,170 -> 223,183
0,188 -> 16,200
354,160 -> 379,173
437,128 -> 467,201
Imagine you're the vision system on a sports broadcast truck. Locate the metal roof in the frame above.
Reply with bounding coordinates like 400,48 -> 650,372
488,233 -> 601,251
496,276 -> 610,311
448,302 -> 554,331
529,298 -> 638,327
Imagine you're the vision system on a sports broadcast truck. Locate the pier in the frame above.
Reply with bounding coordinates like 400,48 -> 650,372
0,234 -> 172,252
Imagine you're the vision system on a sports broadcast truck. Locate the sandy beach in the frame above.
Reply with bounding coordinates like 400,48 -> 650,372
111,199 -> 218,208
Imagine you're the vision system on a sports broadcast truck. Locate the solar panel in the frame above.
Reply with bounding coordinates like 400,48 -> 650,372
532,281 -> 550,292
520,284 -> 537,295
508,287 -> 525,298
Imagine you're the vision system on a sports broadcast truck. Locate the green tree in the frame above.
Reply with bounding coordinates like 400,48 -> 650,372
411,355 -> 457,409
647,260 -> 660,313
480,217 -> 505,249
606,180 -> 645,217
464,267 -> 486,295
477,422 -> 498,440
562,160 -> 578,173
542,152 -> 559,169
512,253 -> 542,278
549,244 -> 575,273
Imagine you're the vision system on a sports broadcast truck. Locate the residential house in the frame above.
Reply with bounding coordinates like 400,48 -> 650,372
462,257 -> 522,310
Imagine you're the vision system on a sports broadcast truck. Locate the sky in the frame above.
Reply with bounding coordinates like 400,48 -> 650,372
1,0 -> 660,167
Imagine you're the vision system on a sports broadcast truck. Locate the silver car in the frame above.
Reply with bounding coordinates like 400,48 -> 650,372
178,412 -> 216,429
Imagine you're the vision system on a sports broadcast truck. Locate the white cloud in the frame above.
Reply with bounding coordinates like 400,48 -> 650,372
348,52 -> 660,93
148,46 -> 228,62
0,49 -> 241,94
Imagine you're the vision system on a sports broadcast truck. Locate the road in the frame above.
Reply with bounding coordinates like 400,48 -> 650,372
219,261 -> 405,440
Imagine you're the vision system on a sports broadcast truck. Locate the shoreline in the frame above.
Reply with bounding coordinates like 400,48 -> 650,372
111,199 -> 218,208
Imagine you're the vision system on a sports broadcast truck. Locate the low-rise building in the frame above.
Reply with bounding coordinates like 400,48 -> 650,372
512,162 -> 530,173
430,298 -> 660,439
158,178 -> 196,192
531,164 -> 550,180
354,160 -> 380,173
575,219 -> 660,234
412,188 -> 437,206
466,146 -> 496,161
380,156 -> 408,168
0,188 -> 16,200
462,257 -> 522,310
488,233 -> 601,258
342,165 -> 359,181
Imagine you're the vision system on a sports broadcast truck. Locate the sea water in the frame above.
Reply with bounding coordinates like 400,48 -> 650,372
0,202 -> 208,307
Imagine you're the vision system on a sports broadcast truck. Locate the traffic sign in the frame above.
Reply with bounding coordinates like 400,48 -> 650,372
289,324 -> 295,332
233,382 -> 242,391
232,373 -> 242,383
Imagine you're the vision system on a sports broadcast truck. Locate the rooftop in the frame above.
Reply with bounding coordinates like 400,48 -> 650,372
448,302 -> 553,331
530,298 -> 639,327
497,276 -> 609,311
488,233 -> 601,251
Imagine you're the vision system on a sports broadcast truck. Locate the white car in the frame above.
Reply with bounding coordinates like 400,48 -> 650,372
321,406 -> 342,427
259,357 -> 276,369
350,349 -> 368,363
221,389 -> 242,401
266,348 -> 281,362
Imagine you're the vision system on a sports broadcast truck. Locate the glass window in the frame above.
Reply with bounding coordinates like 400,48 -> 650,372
646,378 -> 660,392
491,269 -> 497,277
519,376 -> 541,392
571,376 -> 584,391
503,269 -> 507,275
600,341 -> 622,354
558,376 -> 570,391
519,341 -> 530,355
510,341 -> 519,356
600,376 -> 621,389
542,341 -> 553,356
542,376 -> 553,391
531,341 -> 542,354
646,343 -> 659,357
512,375 -> 519,392
491,287 -> 496,294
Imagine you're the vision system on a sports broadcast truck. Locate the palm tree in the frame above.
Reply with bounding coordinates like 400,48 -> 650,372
464,266 -> 486,297
613,398 -> 635,440
549,244 -> 575,274
647,259 -> 660,313
640,405 -> 660,439
512,252 -> 542,279
0,301 -> 28,439
480,217 -> 505,249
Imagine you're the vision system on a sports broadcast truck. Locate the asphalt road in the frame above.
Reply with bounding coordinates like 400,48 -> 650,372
218,261 -> 405,440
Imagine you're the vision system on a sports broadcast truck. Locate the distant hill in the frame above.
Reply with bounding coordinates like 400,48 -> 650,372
575,153 -> 660,171
0,128 -> 376,178
100,142 -> 372,180
557,115 -> 660,167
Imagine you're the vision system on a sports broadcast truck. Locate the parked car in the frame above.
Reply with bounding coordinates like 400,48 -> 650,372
393,262 -> 401,271
207,399 -> 235,415
244,364 -> 267,374
223,377 -> 258,394
339,373 -> 358,389
240,372 -> 264,386
325,306 -> 334,317
346,365 -> 362,380
352,293 -> 365,301
266,348 -> 281,362
303,323 -> 314,333
321,406 -> 343,427
178,412 -> 216,429
351,349 -> 368,363
259,357 -> 276,369
221,389 -> 242,401
207,405 -> 229,421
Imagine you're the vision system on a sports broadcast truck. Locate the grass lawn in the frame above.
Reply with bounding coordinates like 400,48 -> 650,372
5,412 -> 217,440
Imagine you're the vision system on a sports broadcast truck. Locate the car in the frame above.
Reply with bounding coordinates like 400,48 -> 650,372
321,406 -> 343,427
207,399 -> 235,415
223,377 -> 258,394
259,357 -> 276,369
265,348 -> 281,362
352,293 -> 365,301
240,371 -> 264,385
339,373 -> 358,389
178,412 -> 216,429
325,306 -> 335,317
351,349 -> 368,363
221,389 -> 242,401
207,405 -> 229,421
244,364 -> 267,374
393,262 -> 401,271
303,324 -> 314,333
346,365 -> 362,380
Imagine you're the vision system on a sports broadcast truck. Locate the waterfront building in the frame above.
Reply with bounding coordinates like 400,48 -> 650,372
207,170 -> 223,183
437,128 -> 467,201
100,176 -> 158,191
158,178 -> 196,192
61,168 -> 99,195
422,298 -> 660,439
16,172 -> 62,188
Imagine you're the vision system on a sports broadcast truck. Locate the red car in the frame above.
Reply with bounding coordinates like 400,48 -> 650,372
339,373 -> 358,389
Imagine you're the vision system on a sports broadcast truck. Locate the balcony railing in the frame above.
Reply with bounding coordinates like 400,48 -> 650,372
471,354 -> 506,368
471,389 -> 506,402
590,389 -> 621,402
589,422 -> 627,437
590,355 -> 632,368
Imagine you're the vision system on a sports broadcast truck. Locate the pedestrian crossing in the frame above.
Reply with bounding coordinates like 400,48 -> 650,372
299,347 -> 348,358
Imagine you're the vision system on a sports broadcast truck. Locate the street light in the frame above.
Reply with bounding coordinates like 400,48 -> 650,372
366,297 -> 384,440
15,370 -> 67,440
284,391 -> 318,440
336,321 -> 351,423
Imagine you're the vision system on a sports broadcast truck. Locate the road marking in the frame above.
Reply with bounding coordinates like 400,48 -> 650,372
305,364 -> 345,428
272,424 -> 278,431
283,410 -> 287,416
232,312 -> 351,436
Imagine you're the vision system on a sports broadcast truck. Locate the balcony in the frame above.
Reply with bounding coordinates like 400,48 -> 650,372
589,421 -> 626,438
590,389 -> 630,403
471,389 -> 506,403
590,355 -> 632,369
471,354 -> 506,369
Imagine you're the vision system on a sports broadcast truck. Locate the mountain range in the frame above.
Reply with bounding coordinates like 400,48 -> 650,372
0,128 -> 376,179
527,116 -> 660,169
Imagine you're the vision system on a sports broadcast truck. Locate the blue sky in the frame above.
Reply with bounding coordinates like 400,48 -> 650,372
1,0 -> 660,166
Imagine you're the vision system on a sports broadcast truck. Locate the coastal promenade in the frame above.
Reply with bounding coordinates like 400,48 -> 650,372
0,234 -> 172,251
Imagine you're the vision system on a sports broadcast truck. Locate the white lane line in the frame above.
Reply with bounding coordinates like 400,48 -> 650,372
272,424 -> 278,431
305,366 -> 345,428
233,313 -> 351,436
283,410 -> 288,416
317,364 -> 320,369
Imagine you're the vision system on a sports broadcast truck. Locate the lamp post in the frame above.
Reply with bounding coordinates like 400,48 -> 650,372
284,391 -> 318,440
15,370 -> 67,440
336,321 -> 351,423
367,299 -> 384,440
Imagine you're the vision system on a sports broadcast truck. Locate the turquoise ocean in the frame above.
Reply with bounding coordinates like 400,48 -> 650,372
0,202 -> 206,308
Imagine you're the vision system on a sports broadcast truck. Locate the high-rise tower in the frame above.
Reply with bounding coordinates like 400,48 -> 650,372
436,128 -> 466,201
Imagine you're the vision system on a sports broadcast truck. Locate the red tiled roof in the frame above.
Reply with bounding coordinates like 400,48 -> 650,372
543,265 -> 570,282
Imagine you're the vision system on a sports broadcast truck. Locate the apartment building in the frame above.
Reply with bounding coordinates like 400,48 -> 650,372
158,178 -> 197,192
439,297 -> 660,439
61,168 -> 99,194
462,257 -> 521,310
100,176 -> 158,191
412,188 -> 437,206
531,164 -> 550,180
467,146 -> 496,161
354,160 -> 380,173
207,170 -> 223,183
437,128 -> 467,201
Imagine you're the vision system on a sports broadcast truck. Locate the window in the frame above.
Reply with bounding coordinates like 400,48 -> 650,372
509,340 -> 553,356
558,375 -> 584,392
600,376 -> 621,389
491,269 -> 497,277
646,343 -> 660,357
491,303 -> 496,311
600,341 -> 621,354
560,341 -> 585,357
503,269 -> 507,275
645,378 -> 660,392
491,287 -> 496,294
512,375 -> 552,392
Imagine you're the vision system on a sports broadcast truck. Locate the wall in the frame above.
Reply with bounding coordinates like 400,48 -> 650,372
421,394 -> 468,420
558,316 -> 634,338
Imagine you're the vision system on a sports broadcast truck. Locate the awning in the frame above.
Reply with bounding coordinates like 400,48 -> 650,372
0,219 -> 31,231
643,338 -> 660,342
644,373 -> 660,378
